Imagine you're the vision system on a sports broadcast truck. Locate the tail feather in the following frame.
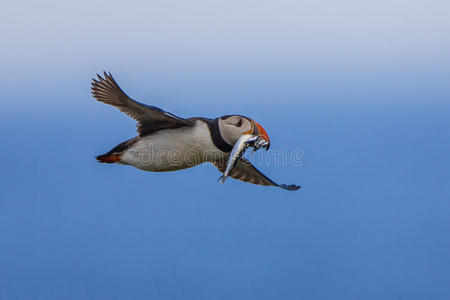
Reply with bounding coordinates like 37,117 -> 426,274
96,137 -> 139,164
96,153 -> 121,163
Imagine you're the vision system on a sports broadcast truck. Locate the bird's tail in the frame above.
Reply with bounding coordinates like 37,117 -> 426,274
96,153 -> 121,163
95,137 -> 139,164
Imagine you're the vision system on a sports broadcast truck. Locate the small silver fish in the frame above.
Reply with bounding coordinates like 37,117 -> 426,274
251,138 -> 270,152
219,134 -> 259,184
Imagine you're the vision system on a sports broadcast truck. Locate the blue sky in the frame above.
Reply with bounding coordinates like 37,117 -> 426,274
1,1 -> 449,299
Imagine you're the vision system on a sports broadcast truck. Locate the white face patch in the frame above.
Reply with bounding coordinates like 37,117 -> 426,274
218,116 -> 253,146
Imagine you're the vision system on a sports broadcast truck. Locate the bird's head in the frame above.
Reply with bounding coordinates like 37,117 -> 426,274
218,115 -> 270,150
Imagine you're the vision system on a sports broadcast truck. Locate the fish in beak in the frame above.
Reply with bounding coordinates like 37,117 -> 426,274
252,120 -> 271,150
220,121 -> 270,183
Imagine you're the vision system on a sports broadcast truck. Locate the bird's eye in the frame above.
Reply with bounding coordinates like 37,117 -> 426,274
236,119 -> 243,127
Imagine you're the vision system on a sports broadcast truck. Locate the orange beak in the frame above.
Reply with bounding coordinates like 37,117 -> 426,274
253,121 -> 271,150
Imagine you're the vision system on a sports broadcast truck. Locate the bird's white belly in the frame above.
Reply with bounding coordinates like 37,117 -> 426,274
120,122 -> 224,172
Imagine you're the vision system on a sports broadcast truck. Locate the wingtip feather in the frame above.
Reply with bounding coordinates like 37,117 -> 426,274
279,184 -> 301,191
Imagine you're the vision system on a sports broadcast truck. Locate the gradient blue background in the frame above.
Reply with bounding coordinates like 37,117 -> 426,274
1,1 -> 449,299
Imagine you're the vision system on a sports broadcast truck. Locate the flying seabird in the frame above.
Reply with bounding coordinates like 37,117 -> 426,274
92,72 -> 300,191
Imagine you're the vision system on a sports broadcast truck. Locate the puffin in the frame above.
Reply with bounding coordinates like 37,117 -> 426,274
92,72 -> 300,191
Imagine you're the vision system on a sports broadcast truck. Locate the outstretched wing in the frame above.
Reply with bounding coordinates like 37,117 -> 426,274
91,72 -> 193,136
212,157 -> 300,191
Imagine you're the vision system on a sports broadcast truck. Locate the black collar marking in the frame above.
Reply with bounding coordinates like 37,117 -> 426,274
202,118 -> 233,153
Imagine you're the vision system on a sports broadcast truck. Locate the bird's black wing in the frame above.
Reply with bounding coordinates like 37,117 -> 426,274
91,72 -> 193,136
212,157 -> 300,191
